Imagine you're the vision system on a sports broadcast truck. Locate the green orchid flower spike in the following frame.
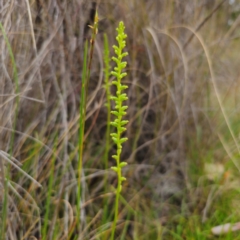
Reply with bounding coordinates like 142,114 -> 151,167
110,21 -> 128,240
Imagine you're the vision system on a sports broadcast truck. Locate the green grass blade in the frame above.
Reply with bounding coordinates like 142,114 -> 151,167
42,135 -> 58,239
0,22 -> 20,240
76,40 -> 88,234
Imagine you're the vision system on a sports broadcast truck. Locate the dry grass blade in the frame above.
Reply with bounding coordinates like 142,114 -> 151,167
0,151 -> 41,188
183,0 -> 227,49
0,0 -> 239,238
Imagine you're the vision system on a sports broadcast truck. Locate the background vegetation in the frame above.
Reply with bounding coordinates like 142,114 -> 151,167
0,0 -> 240,239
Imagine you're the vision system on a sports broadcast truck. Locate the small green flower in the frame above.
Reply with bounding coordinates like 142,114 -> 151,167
110,21 -> 128,188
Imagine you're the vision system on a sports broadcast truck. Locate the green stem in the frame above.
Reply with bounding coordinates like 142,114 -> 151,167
77,40 -> 88,231
76,10 -> 98,235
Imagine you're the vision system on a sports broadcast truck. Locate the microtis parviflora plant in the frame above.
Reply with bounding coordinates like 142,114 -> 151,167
110,21 -> 129,240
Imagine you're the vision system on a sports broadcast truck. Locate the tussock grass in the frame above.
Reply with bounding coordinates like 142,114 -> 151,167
0,0 -> 240,239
